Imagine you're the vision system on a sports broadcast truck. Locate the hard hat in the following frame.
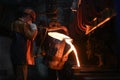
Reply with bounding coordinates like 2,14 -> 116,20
24,8 -> 36,22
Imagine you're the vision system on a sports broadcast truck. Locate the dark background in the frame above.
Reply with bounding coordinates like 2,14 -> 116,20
0,0 -> 120,80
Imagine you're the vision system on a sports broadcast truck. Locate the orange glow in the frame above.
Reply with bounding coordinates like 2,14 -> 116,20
48,32 -> 80,67
86,17 -> 111,35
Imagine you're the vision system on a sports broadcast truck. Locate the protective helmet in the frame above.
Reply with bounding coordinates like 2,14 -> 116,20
24,8 -> 36,22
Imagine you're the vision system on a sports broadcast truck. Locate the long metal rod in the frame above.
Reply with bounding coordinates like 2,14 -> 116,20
86,13 -> 116,35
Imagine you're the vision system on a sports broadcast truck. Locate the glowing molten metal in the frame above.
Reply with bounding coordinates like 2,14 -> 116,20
48,32 -> 80,67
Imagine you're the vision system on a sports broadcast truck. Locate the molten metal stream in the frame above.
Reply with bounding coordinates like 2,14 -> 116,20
48,32 -> 80,67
